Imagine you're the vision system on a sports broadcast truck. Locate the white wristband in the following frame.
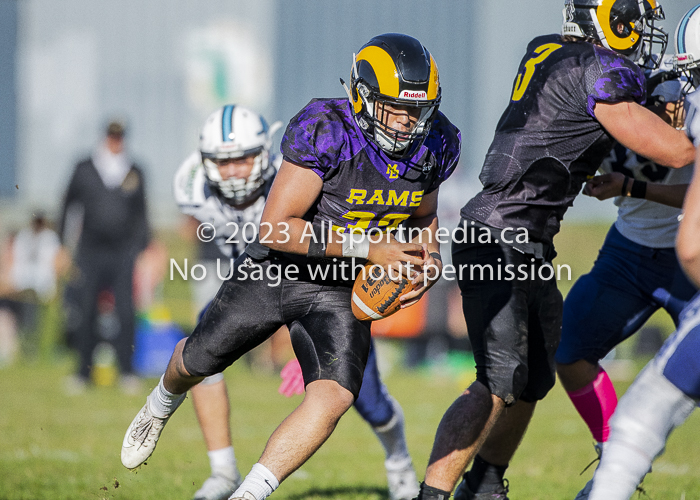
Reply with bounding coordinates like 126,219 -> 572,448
342,233 -> 370,259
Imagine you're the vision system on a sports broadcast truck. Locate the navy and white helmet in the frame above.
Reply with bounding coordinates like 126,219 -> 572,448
561,0 -> 667,69
199,105 -> 282,205
675,4 -> 700,90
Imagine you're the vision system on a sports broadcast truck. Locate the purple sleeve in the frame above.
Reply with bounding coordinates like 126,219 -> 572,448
280,100 -> 349,179
426,119 -> 461,193
587,51 -> 646,117
280,120 -> 327,179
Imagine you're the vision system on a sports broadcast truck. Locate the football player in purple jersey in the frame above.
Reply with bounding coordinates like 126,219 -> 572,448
415,2 -> 695,500
175,104 -> 422,500
120,33 -> 460,500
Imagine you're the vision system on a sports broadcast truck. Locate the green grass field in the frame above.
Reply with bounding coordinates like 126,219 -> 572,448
1,359 -> 700,500
1,222 -> 699,500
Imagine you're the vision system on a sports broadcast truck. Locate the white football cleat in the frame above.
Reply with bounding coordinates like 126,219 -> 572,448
386,459 -> 420,500
193,473 -> 242,500
121,402 -> 169,469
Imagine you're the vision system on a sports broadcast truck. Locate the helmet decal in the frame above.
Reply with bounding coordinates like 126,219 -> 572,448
561,0 -> 667,69
596,0 -> 639,52
221,104 -> 234,142
428,55 -> 440,101
356,46 -> 400,98
565,0 -> 575,22
677,4 -> 700,54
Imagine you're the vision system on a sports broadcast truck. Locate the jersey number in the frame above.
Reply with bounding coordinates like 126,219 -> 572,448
511,43 -> 562,102
340,211 -> 411,233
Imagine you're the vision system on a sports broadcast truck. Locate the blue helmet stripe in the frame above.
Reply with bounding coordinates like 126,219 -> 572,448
678,5 -> 700,54
222,105 -> 234,142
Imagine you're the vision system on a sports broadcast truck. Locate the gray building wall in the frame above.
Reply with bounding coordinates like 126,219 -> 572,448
0,0 -> 18,198
3,0 -> 699,227
11,0 -> 276,225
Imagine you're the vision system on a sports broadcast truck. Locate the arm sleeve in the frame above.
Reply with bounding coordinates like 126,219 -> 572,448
173,152 -> 207,218
587,66 -> 646,118
426,118 -> 462,193
281,124 -> 321,171
132,167 -> 151,252
58,165 -> 81,245
280,101 -> 345,179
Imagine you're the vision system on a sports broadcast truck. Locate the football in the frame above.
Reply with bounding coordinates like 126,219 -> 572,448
351,263 -> 417,321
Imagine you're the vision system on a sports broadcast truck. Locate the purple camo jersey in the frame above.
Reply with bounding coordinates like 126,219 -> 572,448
587,45 -> 646,117
281,98 -> 460,233
461,34 -> 646,245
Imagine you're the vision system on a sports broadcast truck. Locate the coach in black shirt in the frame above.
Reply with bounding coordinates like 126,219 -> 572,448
59,120 -> 150,393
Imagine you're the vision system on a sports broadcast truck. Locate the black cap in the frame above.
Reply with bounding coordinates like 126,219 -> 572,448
106,120 -> 126,138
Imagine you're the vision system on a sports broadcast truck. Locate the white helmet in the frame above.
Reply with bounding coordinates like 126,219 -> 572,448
674,4 -> 700,90
199,105 -> 282,205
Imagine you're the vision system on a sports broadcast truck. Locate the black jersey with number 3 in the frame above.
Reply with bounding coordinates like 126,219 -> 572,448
461,34 -> 645,244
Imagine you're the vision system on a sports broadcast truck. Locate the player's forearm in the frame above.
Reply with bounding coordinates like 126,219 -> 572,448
634,125 -> 694,169
597,102 -> 696,169
405,213 -> 442,257
677,152 -> 700,287
259,215 -> 344,257
643,183 -> 688,209
678,215 -> 700,287
596,174 -> 689,207
261,215 -> 426,270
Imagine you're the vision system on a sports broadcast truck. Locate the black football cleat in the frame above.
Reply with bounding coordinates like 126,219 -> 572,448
454,476 -> 509,500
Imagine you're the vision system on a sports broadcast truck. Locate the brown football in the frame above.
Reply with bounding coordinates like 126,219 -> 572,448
351,263 -> 417,321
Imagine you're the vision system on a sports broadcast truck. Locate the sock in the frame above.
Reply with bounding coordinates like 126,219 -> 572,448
372,398 -> 411,468
147,375 -> 186,419
567,366 -> 618,442
418,482 -> 450,500
466,455 -> 508,493
208,446 -> 238,480
232,463 -> 279,500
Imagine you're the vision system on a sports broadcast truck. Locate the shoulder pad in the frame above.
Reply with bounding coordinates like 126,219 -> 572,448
173,151 -> 208,208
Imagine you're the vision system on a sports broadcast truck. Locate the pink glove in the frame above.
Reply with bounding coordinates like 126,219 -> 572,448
278,358 -> 305,397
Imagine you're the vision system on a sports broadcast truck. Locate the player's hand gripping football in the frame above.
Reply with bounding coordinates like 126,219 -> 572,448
399,243 -> 442,308
366,232 -> 425,281
583,172 -> 626,200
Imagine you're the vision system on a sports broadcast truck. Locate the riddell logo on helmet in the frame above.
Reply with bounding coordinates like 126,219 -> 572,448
399,90 -> 427,100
